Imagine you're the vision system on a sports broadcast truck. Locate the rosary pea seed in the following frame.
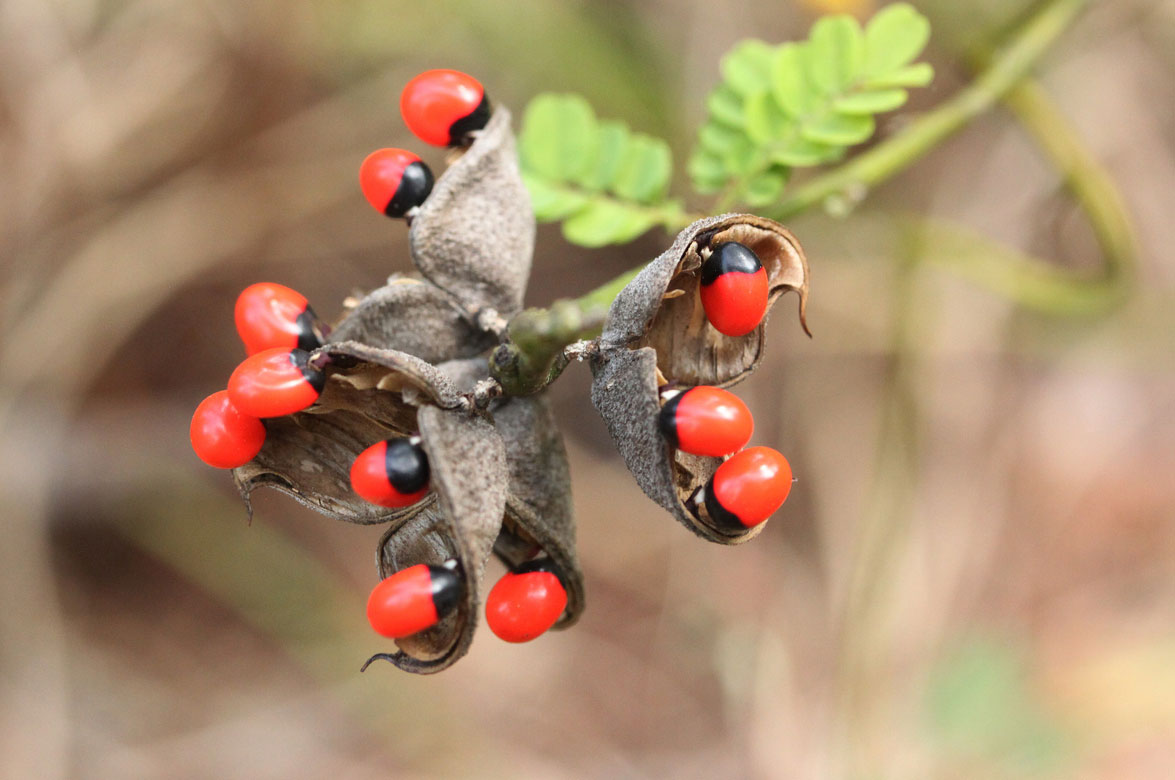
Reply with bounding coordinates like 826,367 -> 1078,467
227,347 -> 324,418
350,438 -> 431,509
234,282 -> 323,355
359,148 -> 435,218
189,390 -> 266,469
367,563 -> 461,639
401,69 -> 491,147
699,241 -> 769,337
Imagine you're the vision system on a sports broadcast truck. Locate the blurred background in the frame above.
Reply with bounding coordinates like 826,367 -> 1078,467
2,0 -> 1172,777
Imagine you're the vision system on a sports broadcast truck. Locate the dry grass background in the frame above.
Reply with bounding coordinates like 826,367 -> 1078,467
1,0 -> 1173,777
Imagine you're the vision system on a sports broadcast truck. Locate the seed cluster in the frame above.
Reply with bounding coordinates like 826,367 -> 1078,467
189,70 -> 810,674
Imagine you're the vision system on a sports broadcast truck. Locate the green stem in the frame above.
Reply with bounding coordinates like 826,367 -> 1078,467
489,268 -> 642,395
766,0 -> 1092,220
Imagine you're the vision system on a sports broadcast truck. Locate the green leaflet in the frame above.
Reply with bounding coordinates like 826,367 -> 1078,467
519,93 -> 676,246
520,4 -> 934,247
688,3 -> 934,200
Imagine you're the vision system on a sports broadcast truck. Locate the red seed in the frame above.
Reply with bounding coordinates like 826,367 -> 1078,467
659,386 -> 753,457
234,282 -> 320,355
189,390 -> 266,469
705,446 -> 792,529
359,148 -> 434,218
485,565 -> 567,643
227,347 -> 323,418
400,69 -> 490,147
350,439 -> 430,508
367,564 -> 460,639
699,242 -> 769,337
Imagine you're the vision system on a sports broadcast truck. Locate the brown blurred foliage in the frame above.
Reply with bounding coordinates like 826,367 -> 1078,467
2,0 -> 1173,777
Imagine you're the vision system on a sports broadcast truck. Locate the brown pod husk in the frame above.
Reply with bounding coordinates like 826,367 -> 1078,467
492,395 -> 584,628
590,346 -> 765,544
232,340 -> 461,525
599,213 -> 810,388
436,356 -> 491,395
408,107 -> 535,321
327,275 -> 495,362
365,404 -> 507,674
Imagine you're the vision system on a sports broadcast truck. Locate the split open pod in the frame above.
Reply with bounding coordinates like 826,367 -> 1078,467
364,404 -> 508,673
591,214 -> 810,543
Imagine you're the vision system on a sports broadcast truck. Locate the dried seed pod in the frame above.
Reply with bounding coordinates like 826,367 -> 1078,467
491,395 -> 584,628
591,347 -> 766,544
433,357 -> 584,626
232,341 -> 461,524
590,215 -> 808,543
328,276 -> 495,362
367,405 -> 507,674
599,213 -> 809,388
408,107 -> 535,322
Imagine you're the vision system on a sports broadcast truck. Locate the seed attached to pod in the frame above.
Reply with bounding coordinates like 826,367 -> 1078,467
659,386 -> 753,457
350,438 -> 430,508
485,560 -> 568,644
359,148 -> 435,218
699,241 -> 769,337
703,446 -> 792,530
189,390 -> 266,469
234,282 -> 322,355
400,69 -> 491,147
227,347 -> 324,418
367,563 -> 461,639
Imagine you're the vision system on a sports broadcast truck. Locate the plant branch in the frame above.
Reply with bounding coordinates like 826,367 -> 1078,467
765,0 -> 1092,220
489,268 -> 641,395
493,0 -> 1101,397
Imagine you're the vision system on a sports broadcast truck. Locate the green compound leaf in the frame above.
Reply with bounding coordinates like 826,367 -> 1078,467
688,3 -> 934,206
562,199 -> 658,248
519,93 -> 598,182
519,93 -> 681,247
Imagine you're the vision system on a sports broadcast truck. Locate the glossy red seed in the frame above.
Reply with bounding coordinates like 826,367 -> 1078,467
234,282 -> 319,356
660,386 -> 753,457
400,69 -> 488,147
367,564 -> 442,639
189,390 -> 266,469
699,242 -> 769,337
227,347 -> 322,418
485,569 -> 567,643
707,446 -> 792,528
359,148 -> 434,217
350,439 -> 430,508
700,267 -> 769,337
